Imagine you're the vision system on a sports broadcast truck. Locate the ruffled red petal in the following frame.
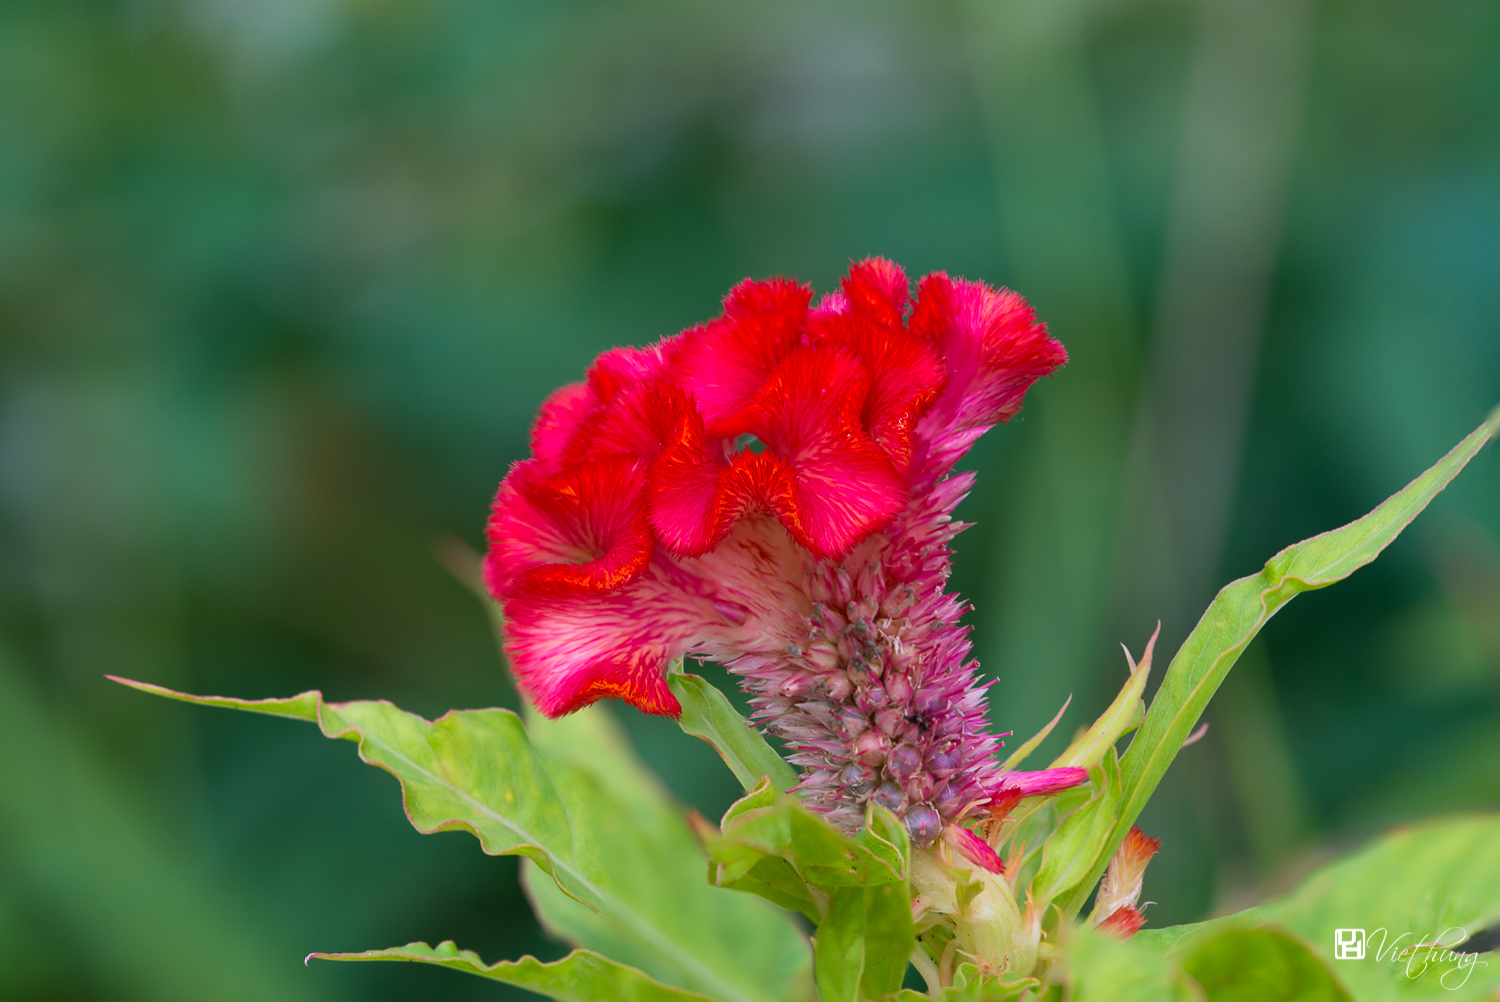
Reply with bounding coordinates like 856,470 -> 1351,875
714,343 -> 907,559
483,259 -> 1066,720
914,273 -> 1067,431
840,256 -> 909,328
530,381 -> 596,473
672,277 -> 811,425
809,316 -> 947,474
484,456 -> 654,600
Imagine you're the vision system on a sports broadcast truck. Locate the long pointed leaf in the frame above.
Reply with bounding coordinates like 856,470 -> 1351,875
669,669 -> 797,794
111,678 -> 810,1002
1060,409 -> 1498,918
311,941 -> 721,1002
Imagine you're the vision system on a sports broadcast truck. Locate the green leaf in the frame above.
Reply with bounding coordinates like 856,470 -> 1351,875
669,669 -> 798,794
1137,815 -> 1500,1000
705,785 -> 909,891
892,975 -> 1037,1002
1048,633 -> 1152,771
1032,752 -> 1121,906
1069,924 -> 1199,1002
810,882 -> 916,1002
713,854 -> 821,922
112,678 -> 811,1002
1181,929 -> 1351,1002
1000,695 -> 1070,771
814,888 -> 867,1002
859,880 -> 917,999
1258,815 -> 1500,1000
311,941 -> 721,1002
1062,412 -> 1499,919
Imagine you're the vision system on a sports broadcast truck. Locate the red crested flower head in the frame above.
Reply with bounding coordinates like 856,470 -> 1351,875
485,258 -> 1069,839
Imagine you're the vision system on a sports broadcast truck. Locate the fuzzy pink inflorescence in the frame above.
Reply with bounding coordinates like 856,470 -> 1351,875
484,258 -> 1078,843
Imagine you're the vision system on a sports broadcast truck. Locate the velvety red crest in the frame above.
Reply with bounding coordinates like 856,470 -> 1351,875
841,257 -> 909,327
565,377 -> 695,465
909,273 -> 1066,476
673,277 -> 811,425
483,456 -> 653,601
908,271 -> 955,343
530,382 -> 596,472
586,342 -> 672,404
723,343 -> 907,559
814,317 -> 947,473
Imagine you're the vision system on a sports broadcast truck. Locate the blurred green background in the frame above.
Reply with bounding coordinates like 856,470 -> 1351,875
1,0 -> 1498,998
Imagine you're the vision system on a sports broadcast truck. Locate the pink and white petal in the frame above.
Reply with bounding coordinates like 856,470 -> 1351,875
504,517 -> 811,717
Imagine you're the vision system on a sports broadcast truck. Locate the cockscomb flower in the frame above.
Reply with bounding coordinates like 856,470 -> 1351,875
484,257 -> 1081,844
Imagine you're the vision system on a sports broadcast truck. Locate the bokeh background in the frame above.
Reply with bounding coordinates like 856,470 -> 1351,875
2,0 -> 1498,998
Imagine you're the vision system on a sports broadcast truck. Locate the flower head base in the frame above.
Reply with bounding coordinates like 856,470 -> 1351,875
485,258 -> 1070,840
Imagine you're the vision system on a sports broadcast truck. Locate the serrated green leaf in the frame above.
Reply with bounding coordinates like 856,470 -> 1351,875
113,678 -> 811,1002
311,940 -> 720,1002
2,663 -> 327,1002
1181,929 -> 1351,1002
669,669 -> 797,794
1061,412 -> 1499,919
715,855 -> 821,921
1137,815 -> 1500,1001
517,702 -> 810,1000
1259,815 -> 1500,1001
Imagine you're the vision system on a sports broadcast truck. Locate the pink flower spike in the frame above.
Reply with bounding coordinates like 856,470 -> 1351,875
483,259 -> 1068,836
992,767 -> 1088,797
944,824 -> 1005,875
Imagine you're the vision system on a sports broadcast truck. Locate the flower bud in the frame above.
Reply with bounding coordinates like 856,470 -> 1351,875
872,781 -> 906,812
823,670 -> 854,700
853,729 -> 891,764
874,707 -> 906,737
903,804 -> 943,846
887,743 -> 922,781
927,746 -> 961,776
